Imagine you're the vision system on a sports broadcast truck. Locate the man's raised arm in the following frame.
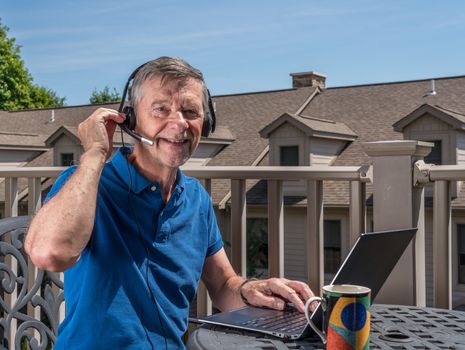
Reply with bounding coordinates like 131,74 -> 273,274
25,108 -> 125,272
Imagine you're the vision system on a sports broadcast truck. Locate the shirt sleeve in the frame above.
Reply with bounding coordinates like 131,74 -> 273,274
44,166 -> 77,204
205,195 -> 224,257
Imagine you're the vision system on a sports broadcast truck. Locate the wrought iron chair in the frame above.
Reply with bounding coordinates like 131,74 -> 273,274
0,216 -> 64,350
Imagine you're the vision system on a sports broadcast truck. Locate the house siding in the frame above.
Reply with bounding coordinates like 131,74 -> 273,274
284,208 -> 307,281
309,139 -> 346,166
53,136 -> 82,166
456,132 -> 465,165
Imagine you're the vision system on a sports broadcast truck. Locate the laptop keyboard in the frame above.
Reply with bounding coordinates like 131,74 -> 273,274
241,309 -> 308,333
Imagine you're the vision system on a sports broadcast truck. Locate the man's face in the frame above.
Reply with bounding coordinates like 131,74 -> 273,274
134,75 -> 204,169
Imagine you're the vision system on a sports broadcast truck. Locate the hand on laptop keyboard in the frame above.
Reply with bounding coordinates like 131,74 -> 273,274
239,278 -> 315,313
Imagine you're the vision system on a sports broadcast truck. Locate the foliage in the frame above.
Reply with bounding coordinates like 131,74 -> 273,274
0,19 -> 65,111
89,85 -> 121,104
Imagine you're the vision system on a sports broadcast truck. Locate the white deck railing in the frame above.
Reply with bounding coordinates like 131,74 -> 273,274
0,164 -> 370,322
414,161 -> 465,309
8,139 -> 465,347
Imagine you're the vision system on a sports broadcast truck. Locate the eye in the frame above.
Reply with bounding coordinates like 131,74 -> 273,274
152,105 -> 169,117
182,109 -> 200,119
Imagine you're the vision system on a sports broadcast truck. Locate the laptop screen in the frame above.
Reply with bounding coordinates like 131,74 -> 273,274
330,228 -> 417,301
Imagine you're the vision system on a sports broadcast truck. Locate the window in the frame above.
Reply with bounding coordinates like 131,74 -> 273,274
424,140 -> 442,165
280,146 -> 299,166
324,220 -> 341,274
458,224 -> 465,284
60,153 -> 74,166
246,218 -> 268,278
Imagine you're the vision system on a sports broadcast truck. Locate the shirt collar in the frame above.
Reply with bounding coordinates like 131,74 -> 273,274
110,147 -> 185,194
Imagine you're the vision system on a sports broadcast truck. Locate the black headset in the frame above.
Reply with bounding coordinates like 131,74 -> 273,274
118,61 -> 216,145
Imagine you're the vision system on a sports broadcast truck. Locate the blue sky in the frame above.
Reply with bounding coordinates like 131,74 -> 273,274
1,0 -> 464,106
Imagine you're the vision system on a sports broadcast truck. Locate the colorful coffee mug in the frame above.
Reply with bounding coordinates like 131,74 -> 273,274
304,284 -> 371,350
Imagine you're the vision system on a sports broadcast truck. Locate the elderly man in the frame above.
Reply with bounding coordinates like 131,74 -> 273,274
25,56 -> 314,349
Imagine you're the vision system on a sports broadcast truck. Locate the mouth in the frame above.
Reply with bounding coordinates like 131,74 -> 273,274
159,137 -> 190,146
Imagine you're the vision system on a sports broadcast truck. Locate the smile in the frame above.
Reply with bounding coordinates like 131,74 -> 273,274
160,138 -> 190,145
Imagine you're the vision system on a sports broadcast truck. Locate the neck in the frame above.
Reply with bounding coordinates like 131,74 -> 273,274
127,148 -> 178,203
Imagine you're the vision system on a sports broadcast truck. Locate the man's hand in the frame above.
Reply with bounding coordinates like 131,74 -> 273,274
240,278 -> 315,313
77,108 -> 126,162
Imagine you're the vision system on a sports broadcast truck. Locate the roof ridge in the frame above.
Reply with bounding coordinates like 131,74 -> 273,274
0,131 -> 39,136
298,114 -> 337,124
7,102 -> 119,113
326,74 -> 465,91
435,104 -> 465,117
213,87 -> 299,98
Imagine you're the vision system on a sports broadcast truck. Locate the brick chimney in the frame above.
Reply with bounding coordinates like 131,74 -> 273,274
290,71 -> 326,89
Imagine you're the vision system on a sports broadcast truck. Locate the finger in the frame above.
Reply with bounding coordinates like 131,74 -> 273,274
251,293 -> 286,311
286,280 -> 315,306
106,121 -> 118,143
267,280 -> 306,312
97,109 -> 126,124
78,109 -> 125,155
105,112 -> 126,124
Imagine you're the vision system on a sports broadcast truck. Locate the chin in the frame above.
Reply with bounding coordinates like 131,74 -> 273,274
162,155 -> 191,168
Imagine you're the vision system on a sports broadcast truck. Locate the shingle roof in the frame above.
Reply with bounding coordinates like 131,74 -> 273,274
302,76 -> 465,167
205,87 -> 317,203
3,75 -> 465,209
2,103 -> 119,136
259,112 -> 357,140
212,75 -> 465,208
201,125 -> 235,143
393,103 -> 465,132
0,131 -> 48,148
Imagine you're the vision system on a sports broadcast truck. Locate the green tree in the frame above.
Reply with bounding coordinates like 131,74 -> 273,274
89,86 -> 121,104
0,19 -> 65,111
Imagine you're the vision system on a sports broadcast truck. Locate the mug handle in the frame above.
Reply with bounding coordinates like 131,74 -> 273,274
304,296 -> 327,344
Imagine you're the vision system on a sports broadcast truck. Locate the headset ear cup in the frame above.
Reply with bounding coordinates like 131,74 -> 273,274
202,91 -> 216,138
202,114 -> 211,138
122,106 -> 137,131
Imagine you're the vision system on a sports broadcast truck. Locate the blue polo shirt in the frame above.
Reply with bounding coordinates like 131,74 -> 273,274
48,147 -> 224,349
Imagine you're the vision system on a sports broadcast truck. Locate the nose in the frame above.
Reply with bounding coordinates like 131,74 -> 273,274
167,110 -> 189,131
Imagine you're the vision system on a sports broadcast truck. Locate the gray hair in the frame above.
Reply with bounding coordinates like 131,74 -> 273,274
129,56 -> 208,117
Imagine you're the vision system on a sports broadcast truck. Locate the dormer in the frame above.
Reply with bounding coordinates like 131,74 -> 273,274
259,112 -> 357,167
393,104 -> 465,166
259,113 -> 357,196
393,103 -> 465,197
45,126 -> 83,166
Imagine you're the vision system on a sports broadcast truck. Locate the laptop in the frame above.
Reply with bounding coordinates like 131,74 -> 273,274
190,227 -> 417,340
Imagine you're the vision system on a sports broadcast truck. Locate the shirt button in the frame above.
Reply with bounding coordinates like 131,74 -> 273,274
150,185 -> 157,191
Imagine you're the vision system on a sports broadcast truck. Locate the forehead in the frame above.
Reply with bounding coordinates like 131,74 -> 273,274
140,75 -> 204,102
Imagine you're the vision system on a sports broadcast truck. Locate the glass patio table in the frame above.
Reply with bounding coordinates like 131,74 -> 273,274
187,304 -> 465,349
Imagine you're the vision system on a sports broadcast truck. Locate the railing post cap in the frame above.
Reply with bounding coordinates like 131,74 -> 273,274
362,140 -> 434,157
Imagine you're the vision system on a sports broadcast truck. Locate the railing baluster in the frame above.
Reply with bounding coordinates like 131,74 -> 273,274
52,272 -> 66,323
27,177 -> 43,340
306,180 -> 324,293
267,180 -> 284,278
197,178 -> 213,316
231,179 -> 247,277
196,281 -> 212,317
27,178 -> 43,339
5,177 -> 18,218
203,178 -> 212,195
349,181 -> 366,248
5,178 -> 18,349
433,180 -> 452,309
28,177 -> 42,215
